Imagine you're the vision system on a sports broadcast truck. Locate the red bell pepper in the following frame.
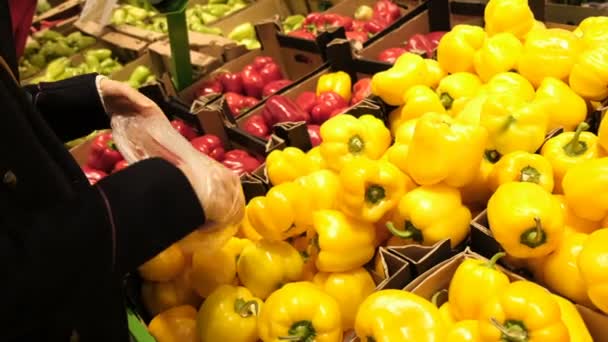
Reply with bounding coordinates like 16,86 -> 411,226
195,78 -> 223,97
310,91 -> 348,124
317,13 -> 353,31
222,149 -> 262,175
241,96 -> 259,111
307,124 -> 322,147
225,92 -> 258,116
426,31 -> 448,47
288,29 -> 316,40
242,114 -> 270,139
373,0 -> 401,24
303,13 -> 321,25
377,47 -> 407,64
191,134 -> 226,161
217,72 -> 243,94
351,78 -> 372,105
364,19 -> 386,34
259,62 -> 283,85
262,79 -> 292,97
112,160 -> 129,173
171,119 -> 198,141
346,30 -> 370,43
295,91 -> 318,115
241,65 -> 266,99
82,166 -> 107,185
351,19 -> 368,33
252,56 -> 275,69
262,95 -> 310,126
87,132 -> 124,173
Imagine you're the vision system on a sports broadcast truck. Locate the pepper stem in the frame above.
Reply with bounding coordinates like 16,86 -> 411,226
278,320 -> 316,342
519,166 -> 541,184
563,122 -> 590,157
367,338 -> 376,342
484,149 -> 501,163
108,140 -> 117,150
490,318 -> 529,342
365,184 -> 386,204
440,93 -> 453,110
501,115 -> 517,132
519,217 -> 547,248
386,221 -> 423,243
431,289 -> 449,307
233,298 -> 259,318
348,135 -> 365,153
485,252 -> 506,269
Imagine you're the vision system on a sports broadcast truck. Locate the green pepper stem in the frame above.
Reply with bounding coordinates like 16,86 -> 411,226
490,318 -> 529,342
519,166 -> 541,184
484,149 -> 501,163
501,115 -> 517,132
234,298 -> 259,318
440,93 -> 454,110
563,122 -> 590,157
365,184 -> 386,204
519,217 -> 547,248
431,289 -> 449,307
486,252 -> 506,269
278,320 -> 316,342
108,140 -> 117,150
348,134 -> 365,154
386,221 -> 423,243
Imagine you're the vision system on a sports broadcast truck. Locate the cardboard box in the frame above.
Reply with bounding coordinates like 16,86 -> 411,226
545,2 -> 608,26
147,40 -> 222,81
33,0 -> 83,26
110,51 -> 166,83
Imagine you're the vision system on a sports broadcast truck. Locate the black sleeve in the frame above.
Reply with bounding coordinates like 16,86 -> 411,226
24,73 -> 110,142
0,158 -> 205,339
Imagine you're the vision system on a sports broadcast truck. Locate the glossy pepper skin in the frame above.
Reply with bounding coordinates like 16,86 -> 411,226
197,285 -> 262,342
437,25 -> 486,74
449,253 -> 510,321
87,132 -> 124,173
312,210 -> 376,273
486,72 -> 535,102
562,158 -> 608,221
355,289 -> 446,342
436,72 -> 482,112
316,71 -> 352,103
484,0 -> 534,39
191,134 -> 225,161
148,305 -> 198,342
266,147 -> 314,185
487,182 -> 565,258
258,281 -> 342,342
377,47 -> 407,64
569,44 -> 608,101
313,268 -> 376,331
82,166 -> 107,185
262,79 -> 292,97
242,114 -> 270,139
262,95 -> 310,126
535,78 -> 587,132
296,170 -> 340,213
310,91 -> 348,124
339,158 -> 409,223
480,94 -> 549,155
236,240 -> 304,300
518,28 -> 583,88
138,244 -> 185,282
600,113 -> 608,153
473,32 -> 523,82
320,114 -> 391,172
578,228 -> 608,314
171,119 -> 198,141
424,58 -> 447,89
393,85 -> 445,127
407,112 -> 487,187
350,78 -> 372,105
541,123 -> 601,194
384,118 -> 418,174
460,153 -> 496,209
222,149 -> 262,176
553,195 -> 600,235
386,184 -> 471,248
247,181 -> 313,241
552,294 -> 593,342
478,281 -> 569,342
488,151 -> 554,193
447,320 -> 480,342
371,52 -> 428,106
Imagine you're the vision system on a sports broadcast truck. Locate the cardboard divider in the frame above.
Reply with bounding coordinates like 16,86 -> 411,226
33,0 -> 83,26
147,40 -> 222,81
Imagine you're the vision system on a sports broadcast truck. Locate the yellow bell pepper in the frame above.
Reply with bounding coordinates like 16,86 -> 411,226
518,28 -> 583,88
266,147 -> 315,185
371,52 -> 428,106
189,237 -> 252,297
488,151 -> 554,193
141,273 -> 202,316
523,20 -> 547,41
306,146 -> 327,171
562,158 -> 608,221
311,210 -> 375,272
237,211 -> 262,241
480,93 -> 549,155
459,153 -> 496,210
574,16 -> 608,49
478,280 -> 569,341
473,32 -> 523,82
339,158 -> 410,223
569,44 -> 608,101
541,122 -> 601,193
197,285 -> 262,342
437,24 -> 486,74
424,58 -> 447,88
258,281 -> 342,342
535,78 -> 588,132
295,169 -> 340,212
447,320 -> 480,342
138,244 -> 185,282
599,113 -> 608,153
407,112 -> 487,187
436,72 -> 482,112
316,71 -> 351,102
320,114 -> 391,171
552,294 -> 594,342
455,93 -> 489,126
312,268 -> 376,331
485,72 -> 535,102
448,253 -> 510,321
488,182 -> 565,258
528,231 -> 593,307
578,228 -> 608,314
553,194 -> 600,234
484,0 -> 534,39
355,289 -> 446,342
290,234 -> 318,281
236,239 -> 304,299
398,85 -> 446,123
438,302 -> 456,327
247,181 -> 313,241
386,184 -> 471,248
384,118 -> 418,175
148,305 -> 198,342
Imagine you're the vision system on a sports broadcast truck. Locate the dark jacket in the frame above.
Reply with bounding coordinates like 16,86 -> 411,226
0,2 -> 205,341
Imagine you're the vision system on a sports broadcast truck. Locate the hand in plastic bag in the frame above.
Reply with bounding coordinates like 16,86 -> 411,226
111,113 -> 245,253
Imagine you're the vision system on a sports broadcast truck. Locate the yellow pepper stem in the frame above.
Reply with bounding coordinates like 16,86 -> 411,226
563,122 -> 590,157
440,93 -> 454,110
519,166 -> 541,184
386,221 -> 423,243
485,252 -> 506,269
349,135 -> 365,153
490,317 -> 529,342
519,217 -> 547,248
278,320 -> 316,342
234,298 -> 259,318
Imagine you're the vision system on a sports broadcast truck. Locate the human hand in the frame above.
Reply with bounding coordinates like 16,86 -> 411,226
99,78 -> 163,118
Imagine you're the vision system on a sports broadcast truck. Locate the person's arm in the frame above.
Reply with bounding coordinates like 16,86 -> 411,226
0,158 -> 205,339
23,73 -> 110,142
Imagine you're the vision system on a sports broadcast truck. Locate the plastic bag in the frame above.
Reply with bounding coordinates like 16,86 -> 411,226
111,114 -> 245,253
76,0 -> 118,36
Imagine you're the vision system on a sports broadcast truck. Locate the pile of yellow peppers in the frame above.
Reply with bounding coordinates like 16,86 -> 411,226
135,0 -> 608,340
